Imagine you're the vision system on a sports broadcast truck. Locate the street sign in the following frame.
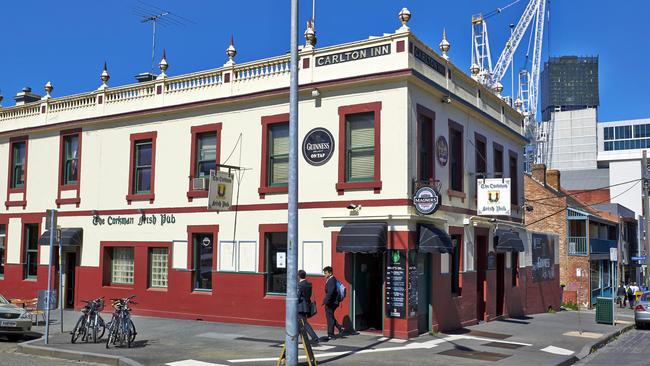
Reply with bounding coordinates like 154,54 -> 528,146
207,170 -> 234,211
610,248 -> 618,262
632,256 -> 647,262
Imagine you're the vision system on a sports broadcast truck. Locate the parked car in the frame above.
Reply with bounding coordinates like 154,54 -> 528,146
0,294 -> 32,341
634,292 -> 650,329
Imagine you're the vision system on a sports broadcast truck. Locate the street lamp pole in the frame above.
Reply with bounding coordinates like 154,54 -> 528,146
285,0 -> 300,364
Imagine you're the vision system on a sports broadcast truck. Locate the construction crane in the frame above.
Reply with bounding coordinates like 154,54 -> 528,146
469,0 -> 548,169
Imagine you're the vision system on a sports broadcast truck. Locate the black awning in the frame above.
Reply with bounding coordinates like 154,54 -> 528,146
336,222 -> 387,253
494,228 -> 524,252
418,224 -> 453,253
39,228 -> 83,246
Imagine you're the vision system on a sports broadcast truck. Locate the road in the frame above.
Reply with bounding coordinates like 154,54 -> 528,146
0,336 -> 100,366
578,328 -> 650,366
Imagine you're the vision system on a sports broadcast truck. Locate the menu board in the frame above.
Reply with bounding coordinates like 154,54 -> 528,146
408,250 -> 418,318
386,250 -> 406,318
532,233 -> 555,282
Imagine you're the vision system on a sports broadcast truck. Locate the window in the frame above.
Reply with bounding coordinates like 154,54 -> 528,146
475,134 -> 487,199
336,102 -> 382,194
266,232 -> 288,295
111,247 -> 134,285
603,127 -> 613,141
0,224 -> 5,278
449,122 -> 464,192
417,106 -> 435,183
493,143 -> 504,178
149,248 -> 168,288
511,253 -> 519,286
195,133 -> 217,178
62,134 -> 79,185
10,140 -> 26,189
450,234 -> 462,295
127,132 -> 157,202
268,123 -> 289,186
346,112 -> 375,182
509,151 -> 518,205
23,224 -> 38,279
192,233 -> 213,290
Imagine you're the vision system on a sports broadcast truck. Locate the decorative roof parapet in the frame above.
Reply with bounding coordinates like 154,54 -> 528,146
397,8 -> 411,33
98,62 -> 110,90
225,35 -> 237,66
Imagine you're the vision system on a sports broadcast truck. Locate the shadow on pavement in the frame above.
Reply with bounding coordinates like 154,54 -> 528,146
317,338 -> 390,364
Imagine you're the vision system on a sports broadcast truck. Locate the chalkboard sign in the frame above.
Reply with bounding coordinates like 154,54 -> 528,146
408,250 -> 418,318
487,251 -> 497,270
532,233 -> 555,282
37,289 -> 57,310
385,250 -> 406,318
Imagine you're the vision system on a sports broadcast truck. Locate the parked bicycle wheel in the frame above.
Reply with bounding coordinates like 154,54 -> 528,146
105,318 -> 117,349
128,318 -> 137,344
71,315 -> 86,343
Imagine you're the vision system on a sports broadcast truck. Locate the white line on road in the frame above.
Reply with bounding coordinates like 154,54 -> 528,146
166,360 -> 230,366
541,345 -> 575,356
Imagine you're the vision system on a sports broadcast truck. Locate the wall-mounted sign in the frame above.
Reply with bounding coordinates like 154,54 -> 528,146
412,45 -> 446,76
487,251 -> 497,270
408,250 -> 418,318
385,250 -> 406,319
208,170 -> 234,211
276,252 -> 286,269
413,186 -> 441,215
92,214 -> 176,226
532,233 -> 555,282
436,136 -> 448,166
316,44 -> 391,67
477,178 -> 511,216
302,128 -> 335,166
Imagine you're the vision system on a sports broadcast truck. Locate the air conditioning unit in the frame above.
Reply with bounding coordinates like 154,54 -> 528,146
192,177 -> 208,191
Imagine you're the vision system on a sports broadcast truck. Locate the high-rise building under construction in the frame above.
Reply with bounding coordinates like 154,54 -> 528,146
540,56 -> 599,121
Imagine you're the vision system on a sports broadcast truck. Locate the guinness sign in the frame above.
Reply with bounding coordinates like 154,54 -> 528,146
302,128 -> 335,166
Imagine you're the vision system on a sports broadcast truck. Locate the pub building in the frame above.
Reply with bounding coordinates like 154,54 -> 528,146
0,9 -> 559,338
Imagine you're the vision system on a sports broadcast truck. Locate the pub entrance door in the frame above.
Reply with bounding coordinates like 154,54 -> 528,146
351,253 -> 383,332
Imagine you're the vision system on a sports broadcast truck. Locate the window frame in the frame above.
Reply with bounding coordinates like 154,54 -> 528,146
417,105 -> 436,184
126,131 -> 157,203
336,102 -> 382,194
509,150 -> 519,206
187,225 -> 219,293
448,120 -> 465,196
5,136 -> 28,209
493,142 -> 504,179
259,224 -> 289,296
110,247 -> 135,286
474,133 -> 487,199
21,222 -> 40,280
449,227 -> 464,296
258,113 -> 289,198
148,247 -> 169,289
56,129 -> 82,207
187,123 -> 222,200
268,124 -> 290,187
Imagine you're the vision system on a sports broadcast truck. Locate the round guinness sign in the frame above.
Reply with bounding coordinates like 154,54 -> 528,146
413,186 -> 441,215
302,127 -> 335,166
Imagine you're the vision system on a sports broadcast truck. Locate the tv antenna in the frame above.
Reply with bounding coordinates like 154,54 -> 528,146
133,1 -> 196,73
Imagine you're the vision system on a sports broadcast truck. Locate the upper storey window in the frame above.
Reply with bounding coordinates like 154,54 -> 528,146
62,134 -> 79,185
10,141 -> 26,189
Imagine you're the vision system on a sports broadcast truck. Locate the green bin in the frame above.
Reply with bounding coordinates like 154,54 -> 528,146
595,297 -> 613,325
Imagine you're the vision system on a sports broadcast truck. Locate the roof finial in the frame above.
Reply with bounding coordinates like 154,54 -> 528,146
225,35 -> 237,66
158,49 -> 169,79
439,28 -> 450,60
304,19 -> 317,49
43,81 -> 54,100
98,62 -> 110,90
397,8 -> 411,32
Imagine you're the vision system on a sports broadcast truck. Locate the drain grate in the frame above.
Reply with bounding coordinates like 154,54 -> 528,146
482,341 -> 524,350
438,349 -> 510,362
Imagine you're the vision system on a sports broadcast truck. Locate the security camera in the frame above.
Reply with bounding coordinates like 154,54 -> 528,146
347,203 -> 359,210
311,88 -> 321,98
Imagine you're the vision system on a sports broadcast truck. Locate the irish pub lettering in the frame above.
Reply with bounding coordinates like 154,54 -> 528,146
92,214 -> 176,226
316,44 -> 391,67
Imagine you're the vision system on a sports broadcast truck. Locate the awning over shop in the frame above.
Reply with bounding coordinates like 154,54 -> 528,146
494,228 -> 524,252
39,228 -> 83,246
336,222 -> 387,253
418,224 -> 453,253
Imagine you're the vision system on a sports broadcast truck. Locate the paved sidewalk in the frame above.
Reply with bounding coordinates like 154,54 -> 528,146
18,307 -> 635,366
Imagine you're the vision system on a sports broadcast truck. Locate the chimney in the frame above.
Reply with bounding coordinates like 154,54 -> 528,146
531,164 -> 546,185
13,87 -> 42,106
547,169 -> 561,191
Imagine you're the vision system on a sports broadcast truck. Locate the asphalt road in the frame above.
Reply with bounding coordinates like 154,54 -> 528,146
0,336 -> 99,366
578,328 -> 650,366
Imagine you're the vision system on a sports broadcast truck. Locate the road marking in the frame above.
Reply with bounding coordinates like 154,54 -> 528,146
541,345 -> 574,356
457,336 -> 532,346
299,344 -> 335,351
166,360 -> 229,366
562,331 -> 603,339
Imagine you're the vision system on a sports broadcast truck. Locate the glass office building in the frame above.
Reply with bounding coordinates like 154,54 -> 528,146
541,56 -> 599,121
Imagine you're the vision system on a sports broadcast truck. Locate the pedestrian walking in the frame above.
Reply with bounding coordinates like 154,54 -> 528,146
321,266 -> 344,341
628,284 -> 635,309
297,270 -> 319,345
617,283 -> 627,308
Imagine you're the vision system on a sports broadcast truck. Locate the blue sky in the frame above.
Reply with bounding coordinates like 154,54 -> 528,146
0,0 -> 647,122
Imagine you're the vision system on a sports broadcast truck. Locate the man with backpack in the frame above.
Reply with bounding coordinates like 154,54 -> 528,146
322,266 -> 344,341
297,270 -> 320,345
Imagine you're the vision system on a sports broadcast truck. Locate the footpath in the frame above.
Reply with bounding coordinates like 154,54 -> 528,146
17,307 -> 636,366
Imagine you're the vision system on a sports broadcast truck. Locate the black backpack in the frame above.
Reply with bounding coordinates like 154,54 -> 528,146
627,287 -> 634,296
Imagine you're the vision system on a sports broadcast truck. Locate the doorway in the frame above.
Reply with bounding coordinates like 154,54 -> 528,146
64,252 -> 77,308
352,253 -> 383,332
476,235 -> 488,322
416,252 -> 431,334
496,253 -> 505,317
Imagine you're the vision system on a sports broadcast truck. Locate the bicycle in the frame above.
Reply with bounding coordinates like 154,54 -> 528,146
71,297 -> 106,343
105,295 -> 138,348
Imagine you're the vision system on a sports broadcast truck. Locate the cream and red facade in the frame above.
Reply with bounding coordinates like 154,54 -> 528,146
0,26 -> 559,338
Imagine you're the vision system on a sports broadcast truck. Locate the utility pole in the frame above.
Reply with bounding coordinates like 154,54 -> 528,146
285,0 -> 299,364
639,150 -> 650,287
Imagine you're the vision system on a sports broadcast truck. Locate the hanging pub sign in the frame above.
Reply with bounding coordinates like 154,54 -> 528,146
385,250 -> 406,319
477,178 -> 511,216
436,136 -> 448,166
208,170 -> 234,211
413,186 -> 441,215
302,127 -> 335,166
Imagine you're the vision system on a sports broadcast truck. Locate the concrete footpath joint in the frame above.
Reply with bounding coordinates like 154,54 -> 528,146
18,337 -> 144,366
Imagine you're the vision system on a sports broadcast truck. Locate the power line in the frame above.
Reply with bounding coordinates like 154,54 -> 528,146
525,178 -> 642,203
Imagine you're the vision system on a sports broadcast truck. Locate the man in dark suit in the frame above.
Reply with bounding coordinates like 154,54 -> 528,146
297,270 -> 319,344
322,266 -> 344,341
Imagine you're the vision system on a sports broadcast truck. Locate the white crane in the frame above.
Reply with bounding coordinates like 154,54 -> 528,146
469,0 -> 548,168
